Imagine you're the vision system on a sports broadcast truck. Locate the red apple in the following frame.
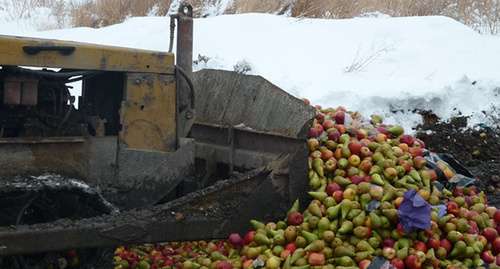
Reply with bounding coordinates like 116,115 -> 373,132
280,249 -> 291,260
399,134 -> 414,147
307,252 -> 325,266
377,127 -> 389,136
335,112 -> 345,124
382,247 -> 396,260
481,250 -> 496,264
413,241 -> 427,253
348,140 -> 362,155
440,238 -> 452,252
328,131 -> 341,142
321,149 -> 334,161
446,201 -> 459,215
383,238 -> 396,248
162,258 -> 175,267
397,223 -> 406,236
335,124 -> 346,134
398,160 -> 412,172
414,139 -> 426,148
357,129 -> 368,139
405,253 -> 422,269
288,212 -> 303,226
322,120 -> 335,131
426,237 -> 440,250
458,208 -> 471,221
428,169 -> 437,181
332,190 -> 343,203
285,242 -> 297,254
412,156 -> 426,169
314,124 -> 324,135
216,246 -> 229,256
215,261 -> 232,269
359,160 -> 372,172
470,185 -> 477,193
315,112 -> 324,123
350,175 -> 363,185
494,210 -> 500,223
227,233 -> 244,249
464,196 -> 474,207
468,220 -> 479,235
358,259 -> 371,269
409,147 -> 424,157
394,197 -> 404,209
242,259 -> 254,269
334,148 -> 342,160
309,128 -> 318,138
390,258 -> 405,269
482,227 -> 498,243
493,237 -> 500,254
326,182 -> 342,196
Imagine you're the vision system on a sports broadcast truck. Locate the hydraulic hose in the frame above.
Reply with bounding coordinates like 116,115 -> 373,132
175,65 -> 195,109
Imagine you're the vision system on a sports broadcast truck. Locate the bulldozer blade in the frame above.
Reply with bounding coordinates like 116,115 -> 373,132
0,159 -> 298,256
192,69 -> 314,139
189,69 -> 315,209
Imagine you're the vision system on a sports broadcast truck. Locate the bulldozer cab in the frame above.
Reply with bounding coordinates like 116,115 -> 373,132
0,3 -> 315,267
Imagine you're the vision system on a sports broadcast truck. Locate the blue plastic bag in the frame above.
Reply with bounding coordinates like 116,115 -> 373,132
398,189 -> 431,234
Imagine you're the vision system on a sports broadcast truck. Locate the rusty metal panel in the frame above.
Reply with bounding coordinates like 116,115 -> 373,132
0,167 -> 296,256
192,69 -> 315,139
120,74 -> 177,152
111,139 -> 195,210
0,35 -> 174,74
0,137 -> 117,188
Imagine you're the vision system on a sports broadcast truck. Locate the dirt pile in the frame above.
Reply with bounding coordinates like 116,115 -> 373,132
415,115 -> 500,206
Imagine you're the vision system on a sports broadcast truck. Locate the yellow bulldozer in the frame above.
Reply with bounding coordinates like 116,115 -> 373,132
0,3 -> 314,268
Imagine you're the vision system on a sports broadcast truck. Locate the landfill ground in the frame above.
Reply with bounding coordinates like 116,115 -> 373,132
415,113 -> 500,207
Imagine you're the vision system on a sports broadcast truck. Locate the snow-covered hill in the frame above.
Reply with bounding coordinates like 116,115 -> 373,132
1,11 -> 499,132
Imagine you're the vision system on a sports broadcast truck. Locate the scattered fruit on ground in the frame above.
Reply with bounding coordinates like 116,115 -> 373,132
114,106 -> 500,269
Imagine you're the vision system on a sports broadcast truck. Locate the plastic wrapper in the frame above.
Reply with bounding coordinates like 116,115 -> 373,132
424,151 -> 476,189
366,256 -> 397,269
343,113 -> 378,137
366,200 -> 381,212
398,189 -> 431,234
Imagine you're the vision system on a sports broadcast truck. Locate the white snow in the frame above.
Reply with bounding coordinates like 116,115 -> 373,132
1,11 -> 499,133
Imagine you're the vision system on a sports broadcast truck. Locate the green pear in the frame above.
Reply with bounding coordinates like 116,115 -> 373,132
334,246 -> 356,258
338,220 -> 353,234
304,239 -> 325,252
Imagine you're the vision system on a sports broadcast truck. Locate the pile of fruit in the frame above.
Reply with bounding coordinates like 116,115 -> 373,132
113,104 -> 500,269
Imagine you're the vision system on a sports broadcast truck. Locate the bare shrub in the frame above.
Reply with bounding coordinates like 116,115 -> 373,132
69,0 -> 173,28
232,0 -> 284,14
1,0 -> 35,20
344,39 -> 398,73
5,0 -> 499,35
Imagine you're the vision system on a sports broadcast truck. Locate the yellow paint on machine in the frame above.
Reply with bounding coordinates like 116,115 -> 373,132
0,35 -> 175,74
120,73 -> 177,152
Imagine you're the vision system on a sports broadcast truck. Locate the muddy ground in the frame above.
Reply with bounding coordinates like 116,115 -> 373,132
415,113 -> 500,207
